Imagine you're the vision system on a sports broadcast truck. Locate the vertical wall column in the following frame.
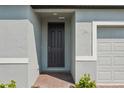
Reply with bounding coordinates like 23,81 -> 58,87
75,22 -> 96,82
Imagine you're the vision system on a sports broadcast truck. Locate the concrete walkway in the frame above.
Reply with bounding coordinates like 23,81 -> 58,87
33,72 -> 74,88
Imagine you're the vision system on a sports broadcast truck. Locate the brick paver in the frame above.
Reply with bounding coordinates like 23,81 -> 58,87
33,72 -> 74,88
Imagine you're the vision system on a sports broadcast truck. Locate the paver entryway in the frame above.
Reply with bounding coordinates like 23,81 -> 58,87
33,72 -> 74,88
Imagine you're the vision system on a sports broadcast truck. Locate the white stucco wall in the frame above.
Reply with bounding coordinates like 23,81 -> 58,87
76,61 -> 96,82
75,22 -> 96,82
27,6 -> 42,87
0,21 -> 28,57
0,20 -> 40,88
76,22 -> 92,56
0,6 -> 42,87
0,20 -> 30,87
0,63 -> 29,87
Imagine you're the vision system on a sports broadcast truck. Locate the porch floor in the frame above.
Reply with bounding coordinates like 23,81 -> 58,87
33,72 -> 74,88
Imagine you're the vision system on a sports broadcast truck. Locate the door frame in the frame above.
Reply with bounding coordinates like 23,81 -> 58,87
41,18 -> 71,72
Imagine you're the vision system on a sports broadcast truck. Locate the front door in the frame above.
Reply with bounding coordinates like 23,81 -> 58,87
48,22 -> 65,67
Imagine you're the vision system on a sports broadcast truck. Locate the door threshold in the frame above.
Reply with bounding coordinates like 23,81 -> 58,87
40,71 -> 70,74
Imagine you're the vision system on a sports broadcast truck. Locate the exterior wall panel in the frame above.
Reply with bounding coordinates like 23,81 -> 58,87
0,5 -> 28,19
76,61 -> 96,82
76,9 -> 124,22
0,5 -> 42,87
0,63 -> 28,87
0,21 -> 28,57
76,22 -> 92,56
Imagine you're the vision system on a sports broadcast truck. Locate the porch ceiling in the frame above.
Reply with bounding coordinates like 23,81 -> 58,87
36,12 -> 73,20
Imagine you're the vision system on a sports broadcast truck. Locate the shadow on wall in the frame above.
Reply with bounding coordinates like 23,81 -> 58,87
27,6 -> 42,72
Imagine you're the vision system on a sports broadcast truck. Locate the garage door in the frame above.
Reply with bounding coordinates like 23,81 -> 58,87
97,27 -> 124,83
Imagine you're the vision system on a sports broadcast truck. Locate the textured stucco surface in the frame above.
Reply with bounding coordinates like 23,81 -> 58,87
0,20 -> 38,87
0,63 -> 28,87
75,61 -> 96,82
76,9 -> 124,22
0,5 -> 28,19
0,6 -> 42,87
0,20 -> 28,58
76,22 -> 92,56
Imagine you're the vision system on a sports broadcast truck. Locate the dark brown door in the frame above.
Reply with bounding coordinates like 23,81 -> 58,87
48,22 -> 65,67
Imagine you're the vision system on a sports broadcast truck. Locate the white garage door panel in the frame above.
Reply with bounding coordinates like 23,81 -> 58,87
98,56 -> 112,66
113,56 -> 124,66
97,39 -> 124,83
98,70 -> 124,82
113,43 -> 124,51
98,42 -> 112,51
112,52 -> 124,56
98,70 -> 112,81
114,71 -> 124,80
97,67 -> 124,70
